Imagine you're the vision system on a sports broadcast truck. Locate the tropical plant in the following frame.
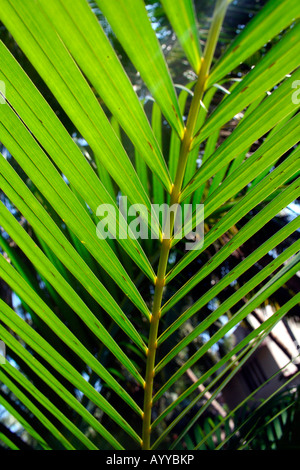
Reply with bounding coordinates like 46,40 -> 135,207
0,0 -> 299,451
175,362 -> 300,450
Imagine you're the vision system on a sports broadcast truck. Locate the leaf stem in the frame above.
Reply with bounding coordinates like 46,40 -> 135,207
141,0 -> 229,450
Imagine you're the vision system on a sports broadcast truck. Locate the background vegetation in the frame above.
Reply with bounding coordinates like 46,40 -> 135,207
0,0 -> 299,450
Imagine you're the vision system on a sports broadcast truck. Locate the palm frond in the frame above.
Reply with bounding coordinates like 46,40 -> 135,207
0,0 -> 299,451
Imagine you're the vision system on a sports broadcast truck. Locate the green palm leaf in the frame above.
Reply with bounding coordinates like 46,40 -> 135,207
160,0 -> 202,73
0,0 -> 299,451
95,0 -> 184,139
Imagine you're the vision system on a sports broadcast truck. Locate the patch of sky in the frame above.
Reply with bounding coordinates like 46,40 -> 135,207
207,298 -> 219,311
268,248 -> 278,259
279,201 -> 300,226
145,3 -> 171,40
199,314 -> 240,354
168,252 -> 177,265
72,133 -> 89,147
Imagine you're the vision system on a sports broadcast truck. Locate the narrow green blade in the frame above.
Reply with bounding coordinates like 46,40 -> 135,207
0,204 -> 145,389
0,324 -> 125,450
183,70 -> 300,201
0,157 -> 147,353
200,114 -> 300,225
169,159 -> 300,283
0,104 -> 150,319
159,216 -> 300,343
37,0 -> 172,192
198,23 -> 300,142
157,239 -> 300,373
0,300 -> 141,445
155,254 -> 300,401
0,369 -> 75,450
0,0 -> 170,201
161,0 -> 201,73
95,0 -> 184,139
0,41 -> 156,281
0,393 -> 50,450
207,0 -> 300,87
1,362 -> 98,449
151,102 -> 165,205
